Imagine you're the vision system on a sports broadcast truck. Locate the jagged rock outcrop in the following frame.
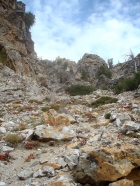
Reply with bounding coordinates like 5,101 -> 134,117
39,59 -> 76,90
38,54 -> 112,91
112,53 -> 140,80
75,143 -> 140,185
76,53 -> 108,83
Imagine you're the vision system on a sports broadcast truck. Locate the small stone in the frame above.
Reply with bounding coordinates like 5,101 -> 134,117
2,146 -> 14,152
0,127 -> 6,134
113,118 -> 122,127
26,178 -> 33,184
57,157 -> 67,167
0,181 -> 6,186
126,131 -> 134,135
130,138 -> 139,145
42,166 -> 55,177
123,121 -> 140,131
33,169 -> 46,178
117,128 -> 128,135
18,169 -> 34,180
30,161 -> 39,167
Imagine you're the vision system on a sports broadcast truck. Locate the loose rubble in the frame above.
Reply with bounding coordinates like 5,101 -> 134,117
0,73 -> 140,186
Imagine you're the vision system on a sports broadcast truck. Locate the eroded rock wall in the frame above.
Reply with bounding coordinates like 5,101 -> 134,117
0,0 -> 35,75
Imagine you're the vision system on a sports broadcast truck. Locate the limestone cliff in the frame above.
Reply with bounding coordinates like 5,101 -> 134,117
0,0 -> 37,75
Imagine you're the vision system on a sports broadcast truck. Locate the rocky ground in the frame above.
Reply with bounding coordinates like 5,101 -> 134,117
0,1 -> 140,185
0,67 -> 140,186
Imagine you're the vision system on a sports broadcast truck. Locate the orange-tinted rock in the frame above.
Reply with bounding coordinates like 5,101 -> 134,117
108,179 -> 134,186
75,143 -> 140,184
43,109 -> 70,126
41,163 -> 62,170
44,181 -> 74,186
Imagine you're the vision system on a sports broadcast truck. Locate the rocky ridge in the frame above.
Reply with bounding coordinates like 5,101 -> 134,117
38,53 -> 140,92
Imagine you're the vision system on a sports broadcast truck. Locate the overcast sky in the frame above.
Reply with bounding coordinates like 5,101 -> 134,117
21,0 -> 140,64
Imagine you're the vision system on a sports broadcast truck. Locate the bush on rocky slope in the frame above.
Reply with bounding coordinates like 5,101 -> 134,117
114,71 -> 140,94
97,65 -> 112,79
24,11 -> 35,29
90,96 -> 118,108
104,112 -> 111,119
5,134 -> 21,145
65,84 -> 95,96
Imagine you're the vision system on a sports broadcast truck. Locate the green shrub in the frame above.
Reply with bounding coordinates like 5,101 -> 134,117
91,96 -> 118,108
63,62 -> 68,69
42,104 -> 60,112
5,134 -> 21,144
50,104 -> 61,111
97,65 -> 112,79
102,86 -> 108,90
66,84 -> 95,96
114,71 -> 140,94
24,11 -> 35,29
41,107 -> 49,112
28,99 -> 42,104
81,70 -> 90,81
104,113 -> 111,119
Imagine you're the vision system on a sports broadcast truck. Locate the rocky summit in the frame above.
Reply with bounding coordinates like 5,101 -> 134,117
0,1 -> 140,186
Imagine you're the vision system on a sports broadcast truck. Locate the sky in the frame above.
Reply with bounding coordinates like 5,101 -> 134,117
21,0 -> 140,64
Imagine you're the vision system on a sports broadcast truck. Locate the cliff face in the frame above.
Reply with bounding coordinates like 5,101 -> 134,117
0,0 -> 36,75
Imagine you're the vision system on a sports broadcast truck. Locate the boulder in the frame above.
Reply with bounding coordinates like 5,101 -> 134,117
123,121 -> 140,131
75,143 -> 140,185
33,125 -> 76,141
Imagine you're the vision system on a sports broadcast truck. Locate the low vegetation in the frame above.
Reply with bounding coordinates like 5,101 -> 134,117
5,133 -> 21,145
41,107 -> 49,112
104,112 -> 111,119
97,65 -> 112,79
24,11 -> 35,29
65,84 -> 95,96
25,141 -> 40,149
114,71 -> 140,94
41,103 -> 65,112
102,86 -> 108,90
90,96 -> 118,108
0,152 -> 13,162
81,70 -> 90,81
28,99 -> 42,104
